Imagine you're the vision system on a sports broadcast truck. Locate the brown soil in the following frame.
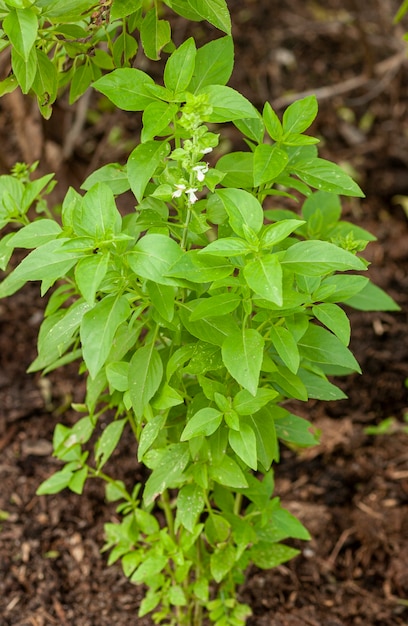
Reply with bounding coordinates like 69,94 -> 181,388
1,1 -> 408,625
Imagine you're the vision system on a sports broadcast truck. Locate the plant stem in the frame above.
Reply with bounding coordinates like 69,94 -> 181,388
160,489 -> 175,540
181,207 -> 192,250
234,492 -> 243,516
193,537 -> 204,626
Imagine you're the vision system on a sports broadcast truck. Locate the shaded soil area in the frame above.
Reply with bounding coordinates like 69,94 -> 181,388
1,1 -> 408,625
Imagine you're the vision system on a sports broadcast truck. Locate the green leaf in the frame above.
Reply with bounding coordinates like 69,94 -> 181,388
210,455 -> 248,488
32,49 -> 58,117
210,544 -> 236,583
199,85 -> 258,122
312,303 -> 351,345
11,45 -> 36,93
175,484 -> 205,532
3,0 -> 36,7
251,542 -> 300,569
3,7 -> 37,61
164,0 -> 202,21
205,514 -> 230,544
166,344 -> 196,380
122,552 -> 143,578
0,238 -> 79,298
143,443 -> 190,505
253,144 -> 288,186
180,303 -> 238,346
201,237 -> 253,257
106,361 -> 129,393
138,414 -> 166,460
131,554 -> 168,583
141,102 -> 178,142
128,233 -> 183,286
128,140 -> 170,201
260,505 -> 311,542
181,407 -> 223,440
69,467 -> 88,495
93,68 -> 156,111
282,240 -> 366,275
140,8 -> 171,60
233,388 -> 278,415
153,384 -> 183,410
269,324 -> 300,374
36,469 -> 73,495
9,219 -> 62,249
138,591 -> 161,618
112,29 -> 138,67
298,369 -> 347,400
260,219 -> 304,249
111,0 -> 142,19
69,59 -> 93,104
80,295 -> 130,379
129,342 -> 163,419
395,0 -> 408,22
291,158 -> 364,197
29,300 -> 90,372
0,75 -> 18,97
263,102 -> 283,142
168,585 -> 187,606
216,152 -> 254,188
243,255 -> 283,305
243,409 -> 278,469
164,37 -> 196,92
95,418 -> 127,470
282,95 -> 318,135
189,293 -> 240,321
299,324 -> 361,372
216,188 -> 263,237
188,35 -> 234,92
189,0 -> 231,34
317,274 -> 369,303
228,422 -> 257,470
344,281 -> 400,311
0,233 -> 16,269
37,0 -> 93,20
266,363 -> 308,402
302,190 -> 341,227
274,413 -> 318,447
81,163 -> 129,195
222,329 -> 264,395
167,249 -> 233,283
146,281 -> 176,322
73,182 -> 121,237
185,343 -> 223,376
234,115 -> 265,143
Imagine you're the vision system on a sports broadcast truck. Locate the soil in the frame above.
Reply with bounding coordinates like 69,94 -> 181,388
1,1 -> 408,625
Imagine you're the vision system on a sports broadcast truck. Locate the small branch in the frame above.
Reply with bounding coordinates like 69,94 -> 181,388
271,49 -> 408,109
62,88 -> 93,160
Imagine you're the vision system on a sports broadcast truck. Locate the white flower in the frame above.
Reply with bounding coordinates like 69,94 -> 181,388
172,183 -> 186,198
186,188 -> 198,204
201,147 -> 213,155
192,163 -> 209,182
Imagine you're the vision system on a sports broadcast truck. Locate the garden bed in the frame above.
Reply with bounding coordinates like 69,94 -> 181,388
1,1 -> 408,624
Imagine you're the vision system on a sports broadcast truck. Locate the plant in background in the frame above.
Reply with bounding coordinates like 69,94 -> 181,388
395,0 -> 408,27
0,1 -> 400,625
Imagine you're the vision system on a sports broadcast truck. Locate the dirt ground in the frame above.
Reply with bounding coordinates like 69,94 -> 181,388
1,1 -> 408,625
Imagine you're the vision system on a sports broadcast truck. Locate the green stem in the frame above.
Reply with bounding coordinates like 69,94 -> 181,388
89,468 -> 133,503
181,207 -> 192,250
233,492 -> 243,516
192,536 -> 204,626
160,489 -> 175,540
127,409 -> 139,440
